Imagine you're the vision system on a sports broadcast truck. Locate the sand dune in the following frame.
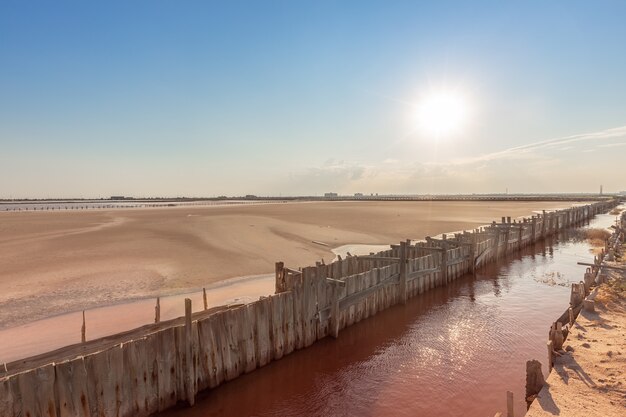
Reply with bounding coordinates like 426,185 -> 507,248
0,200 -> 576,328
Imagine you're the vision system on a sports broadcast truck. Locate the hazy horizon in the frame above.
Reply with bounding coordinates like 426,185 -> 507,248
2,1 -> 626,199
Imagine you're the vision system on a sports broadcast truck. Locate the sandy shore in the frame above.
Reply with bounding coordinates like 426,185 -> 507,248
0,200 -> 577,329
526,266 -> 626,417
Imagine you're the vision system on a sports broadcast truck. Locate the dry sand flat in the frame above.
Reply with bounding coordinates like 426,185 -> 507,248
526,269 -> 626,417
0,200 -> 577,329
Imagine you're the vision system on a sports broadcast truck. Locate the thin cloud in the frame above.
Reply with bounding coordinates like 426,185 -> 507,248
451,125 -> 626,165
597,141 -> 626,148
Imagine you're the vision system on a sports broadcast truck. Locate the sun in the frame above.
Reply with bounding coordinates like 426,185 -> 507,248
415,90 -> 469,137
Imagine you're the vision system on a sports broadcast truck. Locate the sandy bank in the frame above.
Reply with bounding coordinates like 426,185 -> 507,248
0,200 -> 577,329
526,267 -> 626,417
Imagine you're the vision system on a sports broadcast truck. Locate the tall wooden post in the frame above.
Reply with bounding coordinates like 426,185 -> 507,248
399,241 -> 407,304
202,288 -> 208,310
184,298 -> 195,406
441,244 -> 448,285
542,210 -> 547,237
275,262 -> 285,293
494,227 -> 502,261
555,212 -> 560,231
330,284 -> 340,338
547,340 -> 554,371
470,233 -> 477,275
81,310 -> 86,343
155,297 -> 161,323
531,216 -> 536,242
504,226 -> 510,256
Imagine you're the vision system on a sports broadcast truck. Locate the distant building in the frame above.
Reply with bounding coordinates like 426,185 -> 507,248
245,195 -> 257,199
110,196 -> 125,200
354,193 -> 363,197
324,192 -> 338,198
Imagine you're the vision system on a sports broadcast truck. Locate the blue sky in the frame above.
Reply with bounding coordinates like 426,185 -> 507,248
1,1 -> 625,197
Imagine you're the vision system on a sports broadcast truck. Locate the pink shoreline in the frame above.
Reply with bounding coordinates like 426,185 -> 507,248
0,274 -> 274,364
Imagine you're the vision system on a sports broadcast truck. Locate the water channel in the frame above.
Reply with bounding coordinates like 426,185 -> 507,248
160,210 -> 620,417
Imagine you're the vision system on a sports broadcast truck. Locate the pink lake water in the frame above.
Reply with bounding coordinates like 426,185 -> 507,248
158,211 -> 619,417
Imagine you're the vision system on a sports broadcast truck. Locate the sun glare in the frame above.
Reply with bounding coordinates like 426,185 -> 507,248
415,90 -> 469,137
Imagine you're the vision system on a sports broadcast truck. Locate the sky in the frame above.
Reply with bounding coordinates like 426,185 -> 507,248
1,1 -> 626,198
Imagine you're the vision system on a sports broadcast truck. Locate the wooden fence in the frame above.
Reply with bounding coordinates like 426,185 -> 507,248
0,199 -> 618,417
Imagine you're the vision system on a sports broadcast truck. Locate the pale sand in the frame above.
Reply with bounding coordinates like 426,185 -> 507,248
0,200 -> 576,330
526,268 -> 626,417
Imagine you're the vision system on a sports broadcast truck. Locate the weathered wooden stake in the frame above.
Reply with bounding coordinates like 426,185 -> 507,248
525,359 -> 545,401
441,245 -> 448,285
503,391 -> 514,417
547,340 -> 554,371
203,287 -> 208,310
275,261 -> 285,293
470,233 -> 477,274
330,284 -> 340,338
399,241 -> 407,304
155,297 -> 161,323
568,307 -> 574,326
81,310 -> 86,343
184,298 -> 195,406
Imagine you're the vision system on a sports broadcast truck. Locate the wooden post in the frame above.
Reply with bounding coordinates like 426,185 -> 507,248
441,245 -> 448,285
470,233 -> 477,274
330,284 -> 340,338
542,210 -> 547,237
155,297 -> 161,323
531,216 -> 536,242
518,226 -> 523,250
547,340 -> 554,371
202,288 -> 208,310
506,390 -> 514,417
568,307 -> 574,326
555,213 -> 560,231
494,227 -> 502,261
525,359 -> 545,402
399,241 -> 407,304
81,310 -> 86,343
503,226 -> 510,256
275,261 -> 285,293
184,298 -> 195,406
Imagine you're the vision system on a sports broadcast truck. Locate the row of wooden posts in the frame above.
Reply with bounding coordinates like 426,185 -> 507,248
546,210 -> 624,373
519,208 -> 625,417
0,199 -> 618,417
